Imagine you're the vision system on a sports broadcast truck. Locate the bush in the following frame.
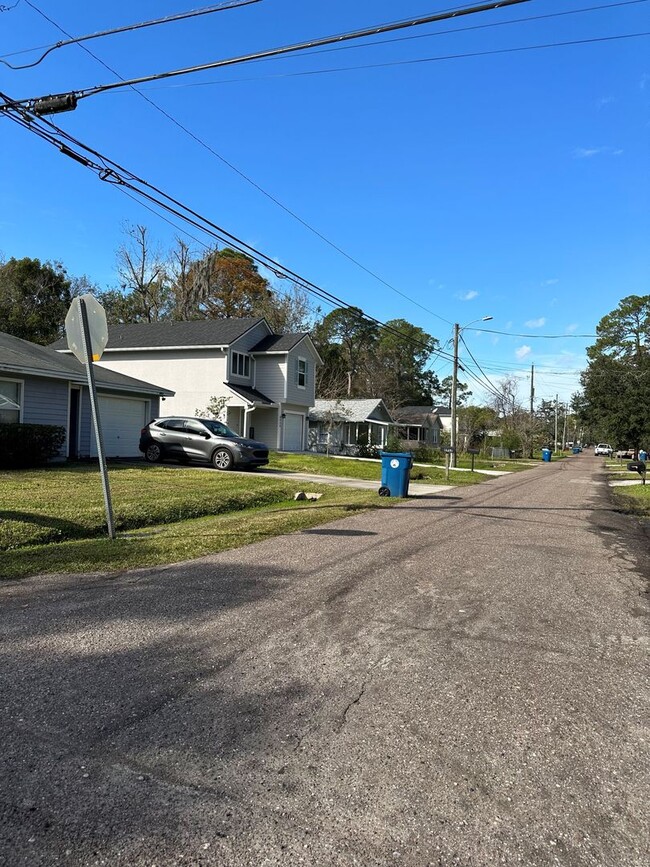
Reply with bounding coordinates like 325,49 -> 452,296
356,442 -> 381,459
0,423 -> 66,469
384,432 -> 404,453
412,444 -> 440,464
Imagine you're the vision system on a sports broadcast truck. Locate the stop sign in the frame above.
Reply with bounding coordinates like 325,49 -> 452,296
65,294 -> 108,363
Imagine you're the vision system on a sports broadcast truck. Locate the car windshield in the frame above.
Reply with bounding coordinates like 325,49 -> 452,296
201,419 -> 238,438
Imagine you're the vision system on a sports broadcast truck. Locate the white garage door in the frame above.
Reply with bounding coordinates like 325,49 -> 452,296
283,413 -> 304,451
90,396 -> 149,458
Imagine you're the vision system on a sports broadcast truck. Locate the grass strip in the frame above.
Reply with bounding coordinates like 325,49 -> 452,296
1,489 -> 394,580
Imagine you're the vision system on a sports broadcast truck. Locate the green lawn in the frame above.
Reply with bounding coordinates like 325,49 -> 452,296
268,451 -> 489,486
610,482 -> 650,518
0,463 -> 396,580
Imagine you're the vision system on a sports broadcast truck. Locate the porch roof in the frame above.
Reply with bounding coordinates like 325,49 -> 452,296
225,382 -> 276,406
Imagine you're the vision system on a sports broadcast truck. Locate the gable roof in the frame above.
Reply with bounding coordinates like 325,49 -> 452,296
51,318 -> 269,352
310,399 -> 393,423
392,406 -> 442,425
250,333 -> 307,352
0,331 -> 173,396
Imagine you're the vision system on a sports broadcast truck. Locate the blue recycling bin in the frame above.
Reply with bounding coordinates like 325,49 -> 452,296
572,447 -> 581,454
640,450 -> 647,462
541,448 -> 552,462
379,452 -> 413,498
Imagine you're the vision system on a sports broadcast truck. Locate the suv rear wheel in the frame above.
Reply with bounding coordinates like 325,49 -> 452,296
145,443 -> 163,463
212,448 -> 233,470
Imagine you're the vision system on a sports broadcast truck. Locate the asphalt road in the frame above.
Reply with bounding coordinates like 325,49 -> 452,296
0,454 -> 648,866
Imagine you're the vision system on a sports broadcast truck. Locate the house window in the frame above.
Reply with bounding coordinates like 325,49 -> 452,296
297,357 -> 307,389
0,379 -> 21,423
231,352 -> 250,378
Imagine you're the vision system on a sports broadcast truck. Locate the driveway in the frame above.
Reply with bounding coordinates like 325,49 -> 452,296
0,454 -> 648,866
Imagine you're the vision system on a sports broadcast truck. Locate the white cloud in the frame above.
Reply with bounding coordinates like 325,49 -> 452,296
565,323 -> 578,334
573,146 -> 623,159
541,278 -> 558,287
515,345 -> 531,360
458,290 -> 478,301
525,317 -> 546,328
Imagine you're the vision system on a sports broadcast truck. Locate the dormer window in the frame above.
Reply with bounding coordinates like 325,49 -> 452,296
231,352 -> 250,378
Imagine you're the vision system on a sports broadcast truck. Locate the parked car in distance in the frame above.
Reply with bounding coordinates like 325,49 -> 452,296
594,443 -> 613,457
139,417 -> 269,470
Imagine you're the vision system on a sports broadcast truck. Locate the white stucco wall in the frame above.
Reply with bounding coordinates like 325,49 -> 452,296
96,349 -> 232,417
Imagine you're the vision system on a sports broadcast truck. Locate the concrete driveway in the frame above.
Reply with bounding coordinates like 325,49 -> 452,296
0,454 -> 648,866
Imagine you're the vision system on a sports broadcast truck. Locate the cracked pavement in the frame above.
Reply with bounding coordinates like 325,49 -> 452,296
0,454 -> 648,866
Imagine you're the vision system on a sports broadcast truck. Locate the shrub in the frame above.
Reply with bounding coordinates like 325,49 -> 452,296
0,423 -> 66,469
412,444 -> 440,464
356,442 -> 381,459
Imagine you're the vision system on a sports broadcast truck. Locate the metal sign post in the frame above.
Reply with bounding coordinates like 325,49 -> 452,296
467,447 -> 480,472
65,295 -> 115,539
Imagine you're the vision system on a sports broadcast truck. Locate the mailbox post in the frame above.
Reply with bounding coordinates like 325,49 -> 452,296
443,446 -> 455,481
627,460 -> 647,485
467,447 -> 480,472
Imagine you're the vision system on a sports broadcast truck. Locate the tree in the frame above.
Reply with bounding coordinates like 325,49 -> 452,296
253,282 -> 319,334
579,294 -> 650,449
0,257 -> 73,344
369,319 -> 440,410
588,294 -> 650,362
313,307 -> 378,397
188,247 -> 271,319
194,395 -> 229,420
433,375 -> 471,410
116,224 -> 171,322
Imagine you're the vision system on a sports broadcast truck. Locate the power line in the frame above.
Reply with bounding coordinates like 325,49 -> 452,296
0,93 -> 455,367
13,0 -> 530,107
0,0 -> 261,69
17,1 -> 454,329
459,332 -> 503,397
474,327 -> 597,338
145,31 -> 648,89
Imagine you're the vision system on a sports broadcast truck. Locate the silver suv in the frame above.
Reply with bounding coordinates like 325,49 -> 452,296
139,417 -> 269,470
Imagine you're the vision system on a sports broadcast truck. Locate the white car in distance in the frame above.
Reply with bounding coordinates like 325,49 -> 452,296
594,443 -> 613,456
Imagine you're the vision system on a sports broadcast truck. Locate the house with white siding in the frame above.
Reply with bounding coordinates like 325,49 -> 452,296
54,318 -> 321,451
1,331 -> 173,459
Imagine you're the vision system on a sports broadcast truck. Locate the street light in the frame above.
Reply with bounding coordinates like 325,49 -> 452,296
450,316 -> 493,467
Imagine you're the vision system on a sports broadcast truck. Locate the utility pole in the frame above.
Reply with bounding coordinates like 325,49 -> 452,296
554,394 -> 559,453
529,364 -> 535,458
530,363 -> 535,416
450,323 -> 460,468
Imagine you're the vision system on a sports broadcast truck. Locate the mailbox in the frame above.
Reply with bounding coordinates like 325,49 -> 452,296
627,461 -> 646,474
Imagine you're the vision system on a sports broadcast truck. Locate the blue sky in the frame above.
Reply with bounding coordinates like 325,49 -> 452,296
1,0 -> 648,406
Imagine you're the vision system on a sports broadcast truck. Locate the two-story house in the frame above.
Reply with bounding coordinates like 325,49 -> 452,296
55,318 -> 321,451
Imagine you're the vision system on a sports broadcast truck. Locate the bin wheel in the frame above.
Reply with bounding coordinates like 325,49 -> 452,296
378,486 -> 391,497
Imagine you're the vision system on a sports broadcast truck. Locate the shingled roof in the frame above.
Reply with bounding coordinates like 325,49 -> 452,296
1,331 -> 173,396
51,318 -> 267,351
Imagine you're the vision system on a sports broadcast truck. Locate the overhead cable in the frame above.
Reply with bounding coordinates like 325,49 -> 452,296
0,0 -> 261,69
12,0 -> 530,107
0,93 -> 453,365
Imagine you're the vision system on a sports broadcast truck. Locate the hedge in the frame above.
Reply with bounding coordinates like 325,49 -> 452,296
0,423 -> 66,469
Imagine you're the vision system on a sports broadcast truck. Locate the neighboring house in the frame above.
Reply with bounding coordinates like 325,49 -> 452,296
391,406 -> 443,448
308,399 -> 394,455
0,331 -> 173,459
432,404 -> 452,435
54,318 -> 322,451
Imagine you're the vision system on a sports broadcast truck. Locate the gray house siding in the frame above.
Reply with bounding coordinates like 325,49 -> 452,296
22,377 -> 69,428
285,345 -> 318,407
254,357 -> 286,403
231,321 -> 271,354
249,407 -> 279,449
